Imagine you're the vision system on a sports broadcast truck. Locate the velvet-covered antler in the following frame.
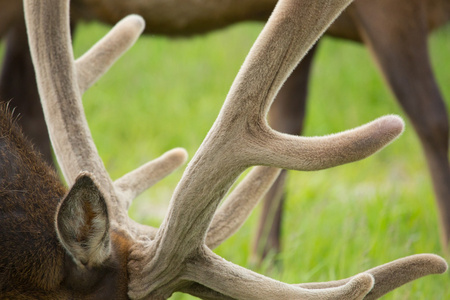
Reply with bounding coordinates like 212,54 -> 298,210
24,2 -> 187,228
24,0 -> 447,299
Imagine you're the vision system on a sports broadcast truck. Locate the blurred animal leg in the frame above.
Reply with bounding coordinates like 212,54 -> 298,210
351,0 -> 450,249
253,44 -> 319,262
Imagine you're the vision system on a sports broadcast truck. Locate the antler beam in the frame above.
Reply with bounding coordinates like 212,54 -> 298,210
127,0 -> 404,294
24,1 -> 186,226
126,0 -> 444,299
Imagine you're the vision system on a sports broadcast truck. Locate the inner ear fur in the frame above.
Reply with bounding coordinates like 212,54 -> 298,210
56,171 -> 111,267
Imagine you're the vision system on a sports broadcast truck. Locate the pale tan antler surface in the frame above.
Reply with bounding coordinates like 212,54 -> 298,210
206,166 -> 281,249
24,2 -> 186,227
24,0 -> 447,299
296,254 -> 448,299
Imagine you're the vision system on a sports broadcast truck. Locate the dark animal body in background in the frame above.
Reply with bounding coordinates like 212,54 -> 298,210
0,0 -> 449,259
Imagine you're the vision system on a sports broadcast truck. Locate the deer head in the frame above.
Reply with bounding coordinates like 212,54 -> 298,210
6,0 -> 445,298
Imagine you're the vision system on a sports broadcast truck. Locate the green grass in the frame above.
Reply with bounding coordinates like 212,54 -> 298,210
3,17 -> 450,298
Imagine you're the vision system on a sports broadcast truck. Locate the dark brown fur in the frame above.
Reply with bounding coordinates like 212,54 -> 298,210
0,104 -> 65,292
0,104 -> 130,299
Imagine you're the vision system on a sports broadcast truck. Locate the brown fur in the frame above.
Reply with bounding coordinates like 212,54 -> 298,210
0,103 -> 66,293
0,104 -> 131,298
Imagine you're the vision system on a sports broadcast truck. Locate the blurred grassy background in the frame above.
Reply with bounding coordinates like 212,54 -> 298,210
3,17 -> 449,298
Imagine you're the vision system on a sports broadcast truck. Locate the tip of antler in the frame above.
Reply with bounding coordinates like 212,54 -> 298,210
122,14 -> 146,32
376,114 -> 405,141
418,253 -> 448,274
168,147 -> 189,165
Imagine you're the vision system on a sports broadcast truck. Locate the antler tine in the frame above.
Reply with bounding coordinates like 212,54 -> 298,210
296,254 -> 448,299
181,252 -> 447,300
129,0 -> 401,297
179,251 -> 448,299
75,14 -> 145,93
183,247 -> 374,300
253,114 -> 404,171
362,254 -> 448,299
206,166 -> 281,249
152,0 -> 394,260
206,123 -> 402,247
114,148 -> 188,210
152,0 -> 354,252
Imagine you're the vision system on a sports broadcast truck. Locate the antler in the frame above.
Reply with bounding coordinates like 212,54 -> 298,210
24,0 -> 447,299
206,166 -> 281,249
296,254 -> 448,299
128,0 -> 445,298
24,1 -> 187,225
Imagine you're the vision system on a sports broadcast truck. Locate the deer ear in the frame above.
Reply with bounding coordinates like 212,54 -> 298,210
56,172 -> 111,267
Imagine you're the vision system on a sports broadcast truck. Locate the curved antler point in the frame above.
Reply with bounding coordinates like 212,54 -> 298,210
418,253 -> 448,274
378,114 -> 405,137
123,14 -> 146,32
170,147 -> 189,164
